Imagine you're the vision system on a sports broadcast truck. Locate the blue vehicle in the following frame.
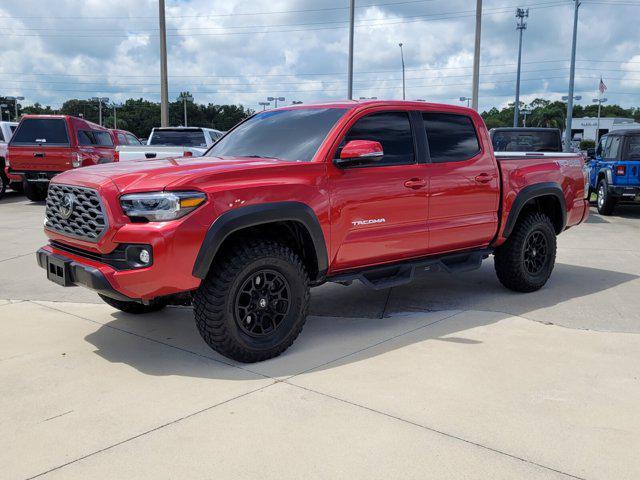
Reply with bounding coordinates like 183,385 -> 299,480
587,129 -> 640,215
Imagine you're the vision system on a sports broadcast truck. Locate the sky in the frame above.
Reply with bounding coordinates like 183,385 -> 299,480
0,0 -> 639,113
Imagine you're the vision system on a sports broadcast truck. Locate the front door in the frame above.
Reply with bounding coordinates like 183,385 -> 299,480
328,111 -> 429,271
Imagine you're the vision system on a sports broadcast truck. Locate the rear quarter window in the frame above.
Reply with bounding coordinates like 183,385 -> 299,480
11,118 -> 70,146
423,113 -> 480,163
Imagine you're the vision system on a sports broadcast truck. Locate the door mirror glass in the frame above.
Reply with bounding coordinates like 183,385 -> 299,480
335,140 -> 384,167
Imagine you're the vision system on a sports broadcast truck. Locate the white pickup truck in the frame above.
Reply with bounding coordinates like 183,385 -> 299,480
116,127 -> 224,162
0,121 -> 19,197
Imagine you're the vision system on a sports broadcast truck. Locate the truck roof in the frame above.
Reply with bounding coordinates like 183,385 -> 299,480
606,128 -> 640,136
19,114 -> 108,131
270,99 -> 479,115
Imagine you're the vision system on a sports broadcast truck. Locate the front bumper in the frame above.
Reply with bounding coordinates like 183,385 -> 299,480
36,248 -> 135,302
608,185 -> 640,201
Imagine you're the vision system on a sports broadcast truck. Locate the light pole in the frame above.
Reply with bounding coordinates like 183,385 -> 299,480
521,108 -> 532,127
471,0 -> 482,110
112,103 -> 121,129
90,97 -> 109,126
592,97 -> 607,143
258,101 -> 270,111
347,0 -> 355,100
159,0 -> 169,127
178,93 -> 193,126
6,96 -> 24,119
399,43 -> 406,100
564,0 -> 581,152
563,94 -> 582,149
459,96 -> 471,108
267,97 -> 285,108
513,8 -> 529,127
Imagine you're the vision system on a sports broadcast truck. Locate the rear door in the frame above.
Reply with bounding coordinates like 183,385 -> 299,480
8,118 -> 73,172
618,135 -> 640,188
421,111 -> 500,253
329,110 -> 429,270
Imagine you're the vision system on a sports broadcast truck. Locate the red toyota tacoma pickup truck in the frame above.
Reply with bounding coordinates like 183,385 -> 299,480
36,101 -> 589,362
6,115 -> 118,201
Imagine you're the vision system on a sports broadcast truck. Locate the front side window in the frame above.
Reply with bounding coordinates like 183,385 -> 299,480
423,113 -> 480,163
342,111 -> 415,166
596,136 -> 607,157
11,118 -> 69,146
126,134 -> 141,145
207,108 -> 347,162
607,136 -> 621,160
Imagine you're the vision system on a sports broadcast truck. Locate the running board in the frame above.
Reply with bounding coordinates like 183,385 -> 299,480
327,249 -> 493,290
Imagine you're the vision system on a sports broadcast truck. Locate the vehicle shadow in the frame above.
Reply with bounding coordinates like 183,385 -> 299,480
0,191 -> 29,204
84,261 -> 638,380
611,204 -> 640,219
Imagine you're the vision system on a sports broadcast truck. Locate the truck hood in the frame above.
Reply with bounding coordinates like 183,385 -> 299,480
52,156 -> 289,192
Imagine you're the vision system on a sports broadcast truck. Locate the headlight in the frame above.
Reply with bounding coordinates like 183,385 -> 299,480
120,191 -> 206,222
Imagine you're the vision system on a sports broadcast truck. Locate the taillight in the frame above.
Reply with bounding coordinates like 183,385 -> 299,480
616,165 -> 626,176
183,151 -> 193,157
114,150 -> 120,162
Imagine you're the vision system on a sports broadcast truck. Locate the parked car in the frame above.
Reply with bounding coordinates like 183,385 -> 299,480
490,127 -> 562,152
111,129 -> 143,147
6,115 -> 117,201
116,126 -> 224,162
0,121 -> 19,198
586,129 -> 640,215
36,101 -> 588,362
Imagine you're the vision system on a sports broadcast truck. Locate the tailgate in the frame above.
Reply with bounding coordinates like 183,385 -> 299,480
8,145 -> 73,172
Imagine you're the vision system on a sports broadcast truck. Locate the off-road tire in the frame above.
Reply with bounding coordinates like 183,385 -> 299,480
0,172 -> 6,199
596,178 -> 616,215
193,240 -> 310,363
98,294 -> 167,314
494,212 -> 557,293
24,182 -> 47,202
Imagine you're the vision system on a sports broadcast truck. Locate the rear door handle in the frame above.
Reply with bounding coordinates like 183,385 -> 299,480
34,152 -> 45,158
475,173 -> 492,183
404,178 -> 427,189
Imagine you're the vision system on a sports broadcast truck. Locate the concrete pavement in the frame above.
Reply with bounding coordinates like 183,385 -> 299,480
1,193 -> 640,479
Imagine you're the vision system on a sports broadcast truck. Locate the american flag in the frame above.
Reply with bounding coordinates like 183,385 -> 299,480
599,77 -> 607,94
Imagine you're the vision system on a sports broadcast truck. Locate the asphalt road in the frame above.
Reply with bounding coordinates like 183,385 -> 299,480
1,192 -> 639,479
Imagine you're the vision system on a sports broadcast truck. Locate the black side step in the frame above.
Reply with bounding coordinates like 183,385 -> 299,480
328,248 -> 492,290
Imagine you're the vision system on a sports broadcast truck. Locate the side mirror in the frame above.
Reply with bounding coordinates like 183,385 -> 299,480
586,147 -> 595,160
334,140 -> 384,168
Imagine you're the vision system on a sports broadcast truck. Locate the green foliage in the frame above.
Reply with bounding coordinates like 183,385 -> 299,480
580,139 -> 595,150
481,98 -> 640,130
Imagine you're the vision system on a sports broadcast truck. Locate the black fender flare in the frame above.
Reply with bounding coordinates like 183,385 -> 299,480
502,182 -> 566,238
192,201 -> 328,280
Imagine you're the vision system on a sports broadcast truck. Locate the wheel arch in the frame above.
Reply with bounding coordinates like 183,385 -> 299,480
192,201 -> 328,283
502,182 -> 566,238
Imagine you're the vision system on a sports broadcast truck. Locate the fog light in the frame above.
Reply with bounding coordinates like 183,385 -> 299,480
139,249 -> 150,265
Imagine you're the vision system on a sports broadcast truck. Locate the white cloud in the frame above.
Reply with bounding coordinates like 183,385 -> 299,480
0,0 -> 638,111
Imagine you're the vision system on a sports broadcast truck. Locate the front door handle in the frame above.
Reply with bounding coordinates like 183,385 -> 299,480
145,152 -> 157,159
475,173 -> 492,183
34,152 -> 45,158
404,178 -> 427,189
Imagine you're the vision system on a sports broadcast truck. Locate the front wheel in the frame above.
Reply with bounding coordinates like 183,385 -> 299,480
494,212 -> 557,293
596,179 -> 617,215
193,240 -> 310,363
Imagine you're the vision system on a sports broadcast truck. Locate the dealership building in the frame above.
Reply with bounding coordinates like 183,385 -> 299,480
570,117 -> 640,141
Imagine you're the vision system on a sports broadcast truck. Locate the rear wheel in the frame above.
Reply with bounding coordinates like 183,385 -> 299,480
596,179 -> 616,215
98,294 -> 167,314
24,182 -> 47,202
193,240 -> 309,363
0,172 -> 6,199
494,212 -> 557,293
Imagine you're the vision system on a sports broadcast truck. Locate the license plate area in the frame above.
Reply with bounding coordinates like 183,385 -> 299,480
46,256 -> 73,286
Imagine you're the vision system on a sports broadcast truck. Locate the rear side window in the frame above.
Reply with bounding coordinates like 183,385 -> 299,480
627,136 -> 640,159
117,133 -> 127,145
150,129 -> 206,147
343,112 -> 415,166
423,113 -> 480,163
11,118 -> 69,146
78,130 -> 114,147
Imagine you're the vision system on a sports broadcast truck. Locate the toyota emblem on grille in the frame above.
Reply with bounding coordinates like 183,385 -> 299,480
59,193 -> 77,219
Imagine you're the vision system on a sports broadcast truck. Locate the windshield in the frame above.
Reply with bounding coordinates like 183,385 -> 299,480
492,130 -> 561,152
207,108 -> 347,161
150,129 -> 206,147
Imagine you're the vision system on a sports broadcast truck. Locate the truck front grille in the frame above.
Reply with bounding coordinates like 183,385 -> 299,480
45,184 -> 108,242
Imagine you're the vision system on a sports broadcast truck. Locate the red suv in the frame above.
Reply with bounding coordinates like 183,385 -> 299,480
6,115 -> 117,201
